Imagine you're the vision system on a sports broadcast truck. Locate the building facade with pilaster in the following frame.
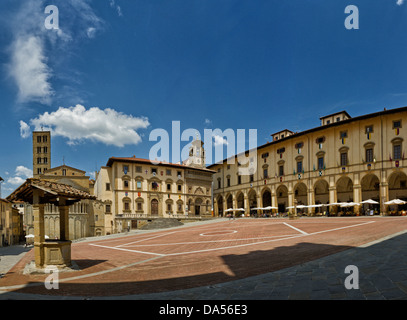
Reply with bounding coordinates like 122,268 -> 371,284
209,106 -> 407,217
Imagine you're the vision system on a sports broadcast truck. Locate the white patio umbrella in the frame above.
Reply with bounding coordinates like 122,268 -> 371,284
361,199 -> 379,204
384,199 -> 406,205
340,202 -> 360,207
263,206 -> 278,210
25,234 -> 34,238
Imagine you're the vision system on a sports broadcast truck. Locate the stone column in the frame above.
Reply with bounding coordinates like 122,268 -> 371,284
59,204 -> 70,241
244,194 -> 249,216
307,187 -> 314,216
329,186 -> 337,215
353,184 -> 362,215
288,191 -> 294,214
33,190 -> 45,268
380,182 -> 389,216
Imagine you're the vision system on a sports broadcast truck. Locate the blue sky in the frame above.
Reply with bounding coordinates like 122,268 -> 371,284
1,0 -> 407,197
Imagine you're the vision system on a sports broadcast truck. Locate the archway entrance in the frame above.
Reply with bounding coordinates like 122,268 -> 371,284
388,171 -> 407,214
361,174 -> 380,215
195,198 -> 203,216
151,199 -> 159,216
262,189 -> 271,207
276,185 -> 288,213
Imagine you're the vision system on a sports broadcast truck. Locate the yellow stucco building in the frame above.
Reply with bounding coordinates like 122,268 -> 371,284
95,139 -> 215,233
209,106 -> 407,217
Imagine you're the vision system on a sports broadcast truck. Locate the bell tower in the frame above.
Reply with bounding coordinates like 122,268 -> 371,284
185,136 -> 205,168
33,130 -> 51,178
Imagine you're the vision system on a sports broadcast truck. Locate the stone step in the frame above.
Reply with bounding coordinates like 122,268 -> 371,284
140,218 -> 184,230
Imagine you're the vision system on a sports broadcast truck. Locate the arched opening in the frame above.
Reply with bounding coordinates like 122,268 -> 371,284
336,176 -> 353,202
262,188 -> 271,208
236,192 -> 244,209
314,179 -> 329,214
294,182 -> 307,205
336,176 -> 354,215
361,174 -> 380,215
195,198 -> 203,216
151,199 -> 159,216
388,171 -> 407,214
248,189 -> 257,210
226,194 -> 233,209
294,182 -> 307,215
276,184 -> 288,213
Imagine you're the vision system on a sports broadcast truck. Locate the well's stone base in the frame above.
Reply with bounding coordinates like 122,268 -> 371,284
23,260 -> 80,275
33,240 -> 73,270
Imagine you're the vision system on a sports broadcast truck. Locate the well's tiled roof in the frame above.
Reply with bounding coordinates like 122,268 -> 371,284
6,179 -> 96,204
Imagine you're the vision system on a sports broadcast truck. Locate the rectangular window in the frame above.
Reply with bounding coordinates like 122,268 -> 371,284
340,153 -> 348,166
250,174 -> 254,183
177,171 -> 182,177
297,161 -> 303,173
124,202 -> 130,211
124,180 -> 129,188
393,120 -> 402,129
279,165 -> 284,176
227,178 -> 230,187
43,147 -> 48,154
238,175 -> 242,185
166,169 -> 171,176
366,148 -> 373,163
137,203 -> 142,211
167,204 -> 172,212
178,184 -> 182,192
106,183 -> 111,191
151,168 -> 157,174
167,183 -> 171,191
136,166 -> 142,173
318,157 -> 324,170
37,136 -> 42,143
136,181 -> 142,189
106,205 -> 111,213
340,131 -> 347,139
43,136 -> 47,143
37,147 -> 42,154
263,168 -> 268,179
394,144 -> 402,160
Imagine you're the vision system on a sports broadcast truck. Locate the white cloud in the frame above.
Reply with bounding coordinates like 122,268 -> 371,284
7,176 -> 26,186
110,0 -> 123,16
20,120 -> 31,138
213,135 -> 229,146
86,27 -> 97,38
204,118 -> 212,126
5,0 -> 104,105
397,0 -> 404,5
9,35 -> 54,104
15,166 -> 33,178
28,104 -> 150,147
6,166 -> 32,186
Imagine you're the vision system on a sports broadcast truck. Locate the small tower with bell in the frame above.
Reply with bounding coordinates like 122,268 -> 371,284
185,134 -> 205,168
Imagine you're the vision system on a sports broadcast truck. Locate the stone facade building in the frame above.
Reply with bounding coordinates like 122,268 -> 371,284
209,106 -> 407,217
0,198 -> 23,246
95,139 -> 215,234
